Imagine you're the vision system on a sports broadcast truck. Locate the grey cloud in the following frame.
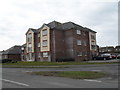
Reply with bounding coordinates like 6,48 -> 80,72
0,0 -> 118,50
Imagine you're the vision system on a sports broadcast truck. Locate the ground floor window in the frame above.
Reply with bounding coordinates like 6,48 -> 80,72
38,53 -> 41,58
43,52 -> 48,57
77,52 -> 82,56
83,52 -> 87,56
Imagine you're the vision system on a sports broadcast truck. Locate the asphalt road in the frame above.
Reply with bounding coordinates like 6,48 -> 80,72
1,64 -> 119,88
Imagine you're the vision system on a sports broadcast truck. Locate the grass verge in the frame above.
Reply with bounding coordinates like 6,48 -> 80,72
30,71 -> 107,79
2,61 -> 119,67
2,66 -> 69,68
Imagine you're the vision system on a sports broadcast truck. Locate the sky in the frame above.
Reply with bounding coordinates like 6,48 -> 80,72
0,0 -> 119,51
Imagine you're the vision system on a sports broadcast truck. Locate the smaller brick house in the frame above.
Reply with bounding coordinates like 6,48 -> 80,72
0,45 -> 22,61
99,46 -> 115,54
115,46 -> 120,53
99,46 -> 120,55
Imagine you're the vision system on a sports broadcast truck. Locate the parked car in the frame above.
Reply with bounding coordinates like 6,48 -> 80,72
117,54 -> 120,59
93,54 -> 112,60
111,55 -> 117,59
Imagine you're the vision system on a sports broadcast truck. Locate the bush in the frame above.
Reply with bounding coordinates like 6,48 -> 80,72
56,58 -> 75,62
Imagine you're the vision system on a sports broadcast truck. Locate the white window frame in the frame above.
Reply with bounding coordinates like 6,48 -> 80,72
43,52 -> 48,57
28,47 -> 32,52
42,40 -> 48,46
77,52 -> 82,56
77,40 -> 82,45
42,29 -> 47,36
76,30 -> 81,35
28,44 -> 32,47
91,33 -> 95,40
27,33 -> 32,43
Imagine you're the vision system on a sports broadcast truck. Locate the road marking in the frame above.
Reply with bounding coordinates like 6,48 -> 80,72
1,79 -> 29,87
84,79 -> 102,82
25,71 -> 32,73
91,70 -> 102,71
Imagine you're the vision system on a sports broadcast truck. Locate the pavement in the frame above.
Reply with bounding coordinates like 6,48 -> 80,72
86,59 -> 120,63
1,64 -> 119,88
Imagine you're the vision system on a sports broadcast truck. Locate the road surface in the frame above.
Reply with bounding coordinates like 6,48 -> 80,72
1,64 -> 119,88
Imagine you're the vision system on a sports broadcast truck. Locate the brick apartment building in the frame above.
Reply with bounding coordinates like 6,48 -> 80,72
21,21 -> 97,62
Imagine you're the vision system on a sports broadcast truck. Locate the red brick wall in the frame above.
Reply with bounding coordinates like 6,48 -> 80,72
8,54 -> 21,61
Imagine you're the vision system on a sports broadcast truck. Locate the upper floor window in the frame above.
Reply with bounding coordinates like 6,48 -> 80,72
42,40 -> 48,47
28,44 -> 32,47
27,33 -> 32,38
91,45 -> 96,50
76,30 -> 81,35
91,33 -> 95,40
77,40 -> 82,45
28,47 -> 32,52
27,33 -> 32,43
91,41 -> 95,45
83,32 -> 86,36
38,33 -> 40,37
42,29 -> 47,36
38,43 -> 40,47
84,40 -> 87,46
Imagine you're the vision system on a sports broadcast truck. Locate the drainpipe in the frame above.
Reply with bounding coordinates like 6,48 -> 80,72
53,30 -> 56,62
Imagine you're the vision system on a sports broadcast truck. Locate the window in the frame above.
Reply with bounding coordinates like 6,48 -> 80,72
28,47 -> 32,52
38,33 -> 40,37
5,55 -> 8,59
77,52 -> 82,56
77,40 -> 82,45
27,33 -> 32,43
76,30 -> 81,35
84,40 -> 87,46
28,44 -> 32,47
83,52 -> 87,56
27,33 -> 32,38
91,33 -> 95,40
91,45 -> 96,50
38,43 -> 40,47
108,49 -> 111,51
42,40 -> 48,46
83,32 -> 86,36
43,52 -> 48,57
38,53 -> 41,58
42,29 -> 47,36
91,41 -> 95,45
28,37 -> 32,43
27,44 -> 32,52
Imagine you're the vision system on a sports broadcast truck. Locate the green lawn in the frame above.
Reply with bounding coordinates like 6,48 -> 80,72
2,61 -> 119,66
30,71 -> 107,79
